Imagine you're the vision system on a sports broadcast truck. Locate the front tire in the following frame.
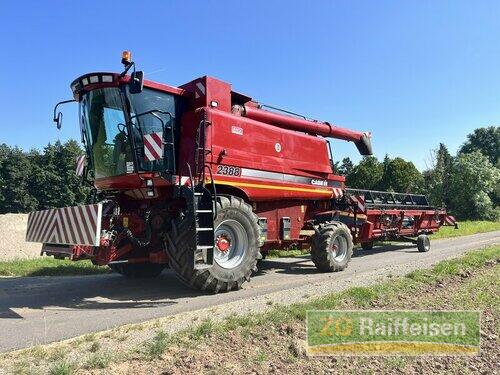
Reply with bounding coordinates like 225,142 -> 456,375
311,222 -> 353,272
166,195 -> 260,293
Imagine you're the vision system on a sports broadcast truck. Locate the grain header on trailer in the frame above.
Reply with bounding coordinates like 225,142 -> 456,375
26,52 -> 457,292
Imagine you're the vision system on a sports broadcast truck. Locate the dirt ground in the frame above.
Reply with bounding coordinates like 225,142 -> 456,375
0,214 -> 41,260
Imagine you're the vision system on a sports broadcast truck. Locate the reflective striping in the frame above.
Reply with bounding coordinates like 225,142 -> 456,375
332,188 -> 344,198
239,167 -> 343,188
349,194 -> 366,213
76,155 -> 86,176
213,179 -> 334,195
26,204 -> 102,246
444,215 -> 457,226
143,132 -> 164,161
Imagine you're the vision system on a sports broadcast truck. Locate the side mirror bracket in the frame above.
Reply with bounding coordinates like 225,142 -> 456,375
53,99 -> 76,129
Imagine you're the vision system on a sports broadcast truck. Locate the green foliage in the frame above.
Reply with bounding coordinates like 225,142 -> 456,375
448,151 -> 500,220
336,157 -> 354,176
459,126 -> 499,166
346,156 -> 383,189
0,140 -> 89,213
379,157 -> 424,193
423,143 -> 453,207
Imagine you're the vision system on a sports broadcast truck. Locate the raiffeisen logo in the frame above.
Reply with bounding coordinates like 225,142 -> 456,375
307,310 -> 480,356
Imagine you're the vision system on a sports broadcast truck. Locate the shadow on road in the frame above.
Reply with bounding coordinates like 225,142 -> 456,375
0,270 -> 203,319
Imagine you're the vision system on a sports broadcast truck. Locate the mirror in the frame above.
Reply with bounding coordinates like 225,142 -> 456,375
129,70 -> 144,94
55,112 -> 63,129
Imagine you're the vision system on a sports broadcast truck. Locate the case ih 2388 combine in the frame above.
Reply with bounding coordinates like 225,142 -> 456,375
26,52 -> 456,293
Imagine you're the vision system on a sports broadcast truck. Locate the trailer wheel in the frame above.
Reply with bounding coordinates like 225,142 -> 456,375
166,195 -> 260,293
108,262 -> 165,278
361,241 -> 374,250
416,234 -> 431,252
311,222 -> 353,272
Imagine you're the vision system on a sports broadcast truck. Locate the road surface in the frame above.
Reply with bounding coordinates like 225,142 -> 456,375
0,231 -> 498,353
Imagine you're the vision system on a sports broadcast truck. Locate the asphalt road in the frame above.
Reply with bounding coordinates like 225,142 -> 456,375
0,231 -> 499,353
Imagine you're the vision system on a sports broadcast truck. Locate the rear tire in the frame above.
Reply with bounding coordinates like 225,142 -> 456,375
109,262 -> 165,278
417,234 -> 430,252
311,222 -> 353,272
166,195 -> 260,293
361,241 -> 374,250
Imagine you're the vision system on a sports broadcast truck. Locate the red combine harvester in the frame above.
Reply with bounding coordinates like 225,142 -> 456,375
26,52 -> 456,292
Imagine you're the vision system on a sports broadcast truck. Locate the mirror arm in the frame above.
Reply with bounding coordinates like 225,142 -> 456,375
120,61 -> 135,77
53,99 -> 76,122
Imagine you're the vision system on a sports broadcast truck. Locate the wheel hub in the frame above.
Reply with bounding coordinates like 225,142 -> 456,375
216,235 -> 231,253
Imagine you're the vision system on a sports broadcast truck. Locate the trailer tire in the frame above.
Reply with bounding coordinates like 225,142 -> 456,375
361,241 -> 374,250
166,195 -> 260,293
416,234 -> 431,252
311,222 -> 353,272
108,262 -> 165,278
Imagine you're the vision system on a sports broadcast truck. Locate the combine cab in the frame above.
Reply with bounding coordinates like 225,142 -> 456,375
26,52 -> 456,292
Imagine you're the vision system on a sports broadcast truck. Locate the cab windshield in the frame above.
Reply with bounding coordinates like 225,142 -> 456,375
80,86 -> 182,179
80,88 -> 133,179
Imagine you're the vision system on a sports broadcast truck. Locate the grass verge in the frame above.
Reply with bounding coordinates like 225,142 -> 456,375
0,257 -> 110,277
2,244 -> 498,374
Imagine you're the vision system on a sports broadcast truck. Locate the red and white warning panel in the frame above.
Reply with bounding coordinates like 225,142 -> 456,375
143,132 -> 164,161
25,204 -> 102,246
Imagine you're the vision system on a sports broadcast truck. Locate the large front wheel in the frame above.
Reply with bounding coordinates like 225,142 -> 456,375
167,195 -> 260,293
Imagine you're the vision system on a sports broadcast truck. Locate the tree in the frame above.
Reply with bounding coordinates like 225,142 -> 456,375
337,157 -> 354,177
424,143 -> 453,207
459,126 -> 500,166
28,140 -> 89,210
381,157 -> 425,193
346,156 -> 383,190
0,145 -> 38,213
448,151 -> 500,220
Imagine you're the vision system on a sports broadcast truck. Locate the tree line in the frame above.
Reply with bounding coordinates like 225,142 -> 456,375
0,127 -> 498,220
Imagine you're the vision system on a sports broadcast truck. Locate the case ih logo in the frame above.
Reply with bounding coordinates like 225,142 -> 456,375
143,132 -> 164,161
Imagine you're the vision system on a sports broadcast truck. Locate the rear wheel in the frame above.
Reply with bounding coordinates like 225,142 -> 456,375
166,195 -> 260,293
108,262 -> 165,278
311,222 -> 353,272
416,234 -> 430,252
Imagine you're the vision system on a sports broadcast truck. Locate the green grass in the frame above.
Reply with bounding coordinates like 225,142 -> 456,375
430,220 -> 500,239
0,257 -> 110,277
146,331 -> 169,359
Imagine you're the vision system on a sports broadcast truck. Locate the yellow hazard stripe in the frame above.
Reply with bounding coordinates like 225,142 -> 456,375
211,179 -> 333,195
307,341 -> 479,355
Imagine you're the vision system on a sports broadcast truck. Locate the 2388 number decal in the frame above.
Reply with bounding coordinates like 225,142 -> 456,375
216,165 -> 241,177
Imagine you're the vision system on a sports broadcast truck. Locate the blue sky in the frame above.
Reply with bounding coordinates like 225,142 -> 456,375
0,0 -> 499,170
